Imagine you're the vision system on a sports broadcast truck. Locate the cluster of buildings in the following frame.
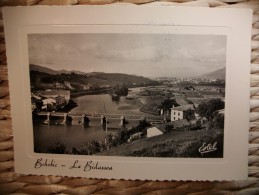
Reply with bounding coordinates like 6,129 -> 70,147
157,77 -> 225,85
147,104 -> 196,138
31,90 -> 70,112
147,102 -> 224,138
53,81 -> 73,89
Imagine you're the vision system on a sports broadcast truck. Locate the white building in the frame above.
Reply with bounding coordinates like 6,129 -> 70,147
41,97 -> 56,110
147,126 -> 164,138
147,119 -> 191,138
170,104 -> 195,121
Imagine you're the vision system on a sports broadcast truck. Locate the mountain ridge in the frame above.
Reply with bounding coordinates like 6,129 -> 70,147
200,67 -> 225,80
30,64 -> 87,75
29,64 -> 159,88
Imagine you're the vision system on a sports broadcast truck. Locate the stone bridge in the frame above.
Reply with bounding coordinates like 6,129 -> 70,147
36,111 -> 165,126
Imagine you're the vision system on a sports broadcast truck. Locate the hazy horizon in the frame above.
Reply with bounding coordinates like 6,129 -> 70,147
28,33 -> 226,78
30,64 -> 226,80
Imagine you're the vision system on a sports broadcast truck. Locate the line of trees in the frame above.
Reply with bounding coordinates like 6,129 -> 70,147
197,99 -> 224,121
196,99 -> 225,130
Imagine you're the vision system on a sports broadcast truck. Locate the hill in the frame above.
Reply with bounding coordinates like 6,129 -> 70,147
85,72 -> 158,86
200,67 -> 225,80
30,64 -> 86,75
30,64 -> 58,75
29,64 -> 159,90
99,129 -> 223,158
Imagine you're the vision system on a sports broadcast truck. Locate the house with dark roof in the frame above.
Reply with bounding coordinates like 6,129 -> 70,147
170,104 -> 195,122
147,119 -> 191,138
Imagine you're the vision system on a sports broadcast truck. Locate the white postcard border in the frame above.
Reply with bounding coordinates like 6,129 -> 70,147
3,5 -> 252,181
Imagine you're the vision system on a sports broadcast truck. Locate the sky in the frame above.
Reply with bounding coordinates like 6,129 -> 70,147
28,33 -> 226,78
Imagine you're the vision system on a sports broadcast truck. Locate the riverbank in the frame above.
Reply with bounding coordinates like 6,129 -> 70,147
71,88 -> 111,98
59,99 -> 78,112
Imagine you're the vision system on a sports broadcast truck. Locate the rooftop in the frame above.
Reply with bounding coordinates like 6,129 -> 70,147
171,104 -> 195,111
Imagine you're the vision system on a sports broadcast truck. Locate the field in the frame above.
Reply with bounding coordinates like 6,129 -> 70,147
100,129 -> 223,158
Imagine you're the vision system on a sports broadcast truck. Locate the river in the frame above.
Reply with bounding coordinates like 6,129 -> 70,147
33,87 -> 145,153
70,87 -> 144,115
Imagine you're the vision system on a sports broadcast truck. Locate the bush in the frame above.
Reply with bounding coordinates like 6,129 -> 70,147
213,114 -> 224,129
47,141 -> 66,154
72,140 -> 104,155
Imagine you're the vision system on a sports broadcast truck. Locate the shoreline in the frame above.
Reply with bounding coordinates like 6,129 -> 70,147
59,99 -> 78,112
71,88 -> 111,98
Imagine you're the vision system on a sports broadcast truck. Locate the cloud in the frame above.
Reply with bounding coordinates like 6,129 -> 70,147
28,33 -> 227,77
94,45 -> 161,62
172,44 -> 226,63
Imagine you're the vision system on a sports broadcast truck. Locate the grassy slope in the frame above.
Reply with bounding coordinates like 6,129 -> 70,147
100,129 -> 224,158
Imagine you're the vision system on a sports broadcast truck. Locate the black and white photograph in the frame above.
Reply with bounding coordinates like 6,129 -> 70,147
29,33 -> 226,158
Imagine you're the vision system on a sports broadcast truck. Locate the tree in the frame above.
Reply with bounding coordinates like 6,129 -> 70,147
185,108 -> 195,121
197,99 -> 224,121
47,141 -> 66,154
212,114 -> 224,129
112,84 -> 128,96
165,124 -> 174,133
161,98 -> 179,111
114,129 -> 129,145
87,140 -> 102,154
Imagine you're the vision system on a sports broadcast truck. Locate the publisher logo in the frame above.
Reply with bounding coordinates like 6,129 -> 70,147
199,142 -> 217,154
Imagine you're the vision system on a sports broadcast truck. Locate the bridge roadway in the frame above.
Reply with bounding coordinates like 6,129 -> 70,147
37,111 -> 164,122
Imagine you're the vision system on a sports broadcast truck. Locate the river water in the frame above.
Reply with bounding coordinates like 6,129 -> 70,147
70,94 -> 140,115
33,87 -> 144,153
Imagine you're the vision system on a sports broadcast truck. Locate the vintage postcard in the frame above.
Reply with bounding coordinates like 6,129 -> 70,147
3,6 -> 252,180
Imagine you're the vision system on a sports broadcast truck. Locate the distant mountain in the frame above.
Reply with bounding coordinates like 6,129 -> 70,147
200,67 -> 225,80
30,64 -> 86,75
85,72 -> 105,76
30,64 -> 58,75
